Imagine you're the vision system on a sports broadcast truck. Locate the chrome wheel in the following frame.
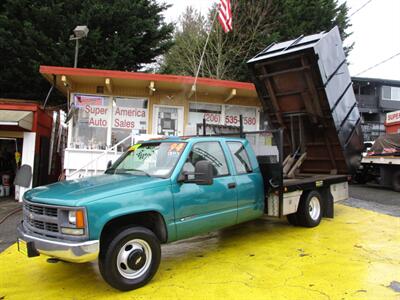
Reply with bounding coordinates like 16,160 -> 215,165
308,196 -> 321,221
117,239 -> 152,279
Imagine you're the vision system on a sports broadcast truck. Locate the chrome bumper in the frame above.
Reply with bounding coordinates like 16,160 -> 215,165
17,222 -> 99,263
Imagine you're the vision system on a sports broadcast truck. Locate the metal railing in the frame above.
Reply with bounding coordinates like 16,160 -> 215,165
69,134 -> 135,178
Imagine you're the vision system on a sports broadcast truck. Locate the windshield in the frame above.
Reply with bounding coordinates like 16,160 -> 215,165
106,142 -> 186,178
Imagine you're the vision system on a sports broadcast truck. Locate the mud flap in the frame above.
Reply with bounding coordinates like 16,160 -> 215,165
320,188 -> 334,218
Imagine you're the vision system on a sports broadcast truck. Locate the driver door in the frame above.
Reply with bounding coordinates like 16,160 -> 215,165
172,141 -> 238,239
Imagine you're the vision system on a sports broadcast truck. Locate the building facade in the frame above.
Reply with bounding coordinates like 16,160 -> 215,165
0,100 -> 53,201
40,66 -> 262,179
352,77 -> 400,141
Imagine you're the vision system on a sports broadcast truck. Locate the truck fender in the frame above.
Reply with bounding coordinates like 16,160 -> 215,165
99,210 -> 168,245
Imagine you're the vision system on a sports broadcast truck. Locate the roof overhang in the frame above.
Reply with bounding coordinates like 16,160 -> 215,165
352,76 -> 400,87
0,110 -> 33,130
39,66 -> 257,100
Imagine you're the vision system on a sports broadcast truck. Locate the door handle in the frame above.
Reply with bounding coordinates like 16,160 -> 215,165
228,182 -> 236,189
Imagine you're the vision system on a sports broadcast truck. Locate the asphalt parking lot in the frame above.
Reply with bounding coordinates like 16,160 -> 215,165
0,185 -> 399,299
0,198 -> 21,253
345,184 -> 400,217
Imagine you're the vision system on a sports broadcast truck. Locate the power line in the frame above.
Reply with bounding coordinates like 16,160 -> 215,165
355,50 -> 400,76
350,0 -> 373,17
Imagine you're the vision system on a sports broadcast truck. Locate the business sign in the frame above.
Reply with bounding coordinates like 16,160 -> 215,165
188,103 -> 223,128
74,95 -> 105,107
225,105 -> 258,130
86,105 -> 110,127
187,103 -> 259,132
113,106 -> 147,130
386,110 -> 400,124
189,111 -> 222,126
85,105 -> 147,129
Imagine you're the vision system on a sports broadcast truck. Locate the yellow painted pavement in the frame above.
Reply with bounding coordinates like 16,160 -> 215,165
0,204 -> 399,299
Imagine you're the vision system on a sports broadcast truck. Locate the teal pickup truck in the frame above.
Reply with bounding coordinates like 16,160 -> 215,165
17,135 -> 349,291
17,28 -> 362,291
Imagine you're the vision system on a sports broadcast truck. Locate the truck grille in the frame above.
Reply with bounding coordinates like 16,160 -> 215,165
23,201 -> 60,237
24,203 -> 58,218
27,219 -> 59,232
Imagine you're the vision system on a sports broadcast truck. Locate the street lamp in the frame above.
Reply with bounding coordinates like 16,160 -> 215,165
69,25 -> 89,68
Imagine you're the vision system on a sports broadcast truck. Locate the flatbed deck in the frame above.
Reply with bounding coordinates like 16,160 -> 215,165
283,174 -> 348,192
362,156 -> 400,165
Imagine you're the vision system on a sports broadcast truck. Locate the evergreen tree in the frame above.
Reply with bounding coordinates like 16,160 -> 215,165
0,0 -> 174,102
274,0 -> 352,52
160,7 -> 207,76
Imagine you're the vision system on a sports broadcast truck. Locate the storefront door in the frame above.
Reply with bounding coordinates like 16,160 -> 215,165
152,105 -> 184,136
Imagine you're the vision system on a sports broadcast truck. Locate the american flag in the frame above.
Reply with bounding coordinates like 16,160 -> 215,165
218,0 -> 233,33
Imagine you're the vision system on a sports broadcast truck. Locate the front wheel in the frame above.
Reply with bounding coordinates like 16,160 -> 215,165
99,226 -> 161,291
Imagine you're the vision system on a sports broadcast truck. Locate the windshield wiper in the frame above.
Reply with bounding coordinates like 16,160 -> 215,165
105,168 -> 115,174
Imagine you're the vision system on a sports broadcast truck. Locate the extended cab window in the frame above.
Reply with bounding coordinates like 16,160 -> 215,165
183,142 -> 229,177
227,142 -> 253,174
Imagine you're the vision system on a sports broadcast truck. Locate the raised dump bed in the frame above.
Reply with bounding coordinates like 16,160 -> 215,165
247,26 -> 364,175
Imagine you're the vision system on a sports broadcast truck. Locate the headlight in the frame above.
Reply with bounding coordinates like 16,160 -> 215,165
67,209 -> 85,227
62,209 -> 86,235
68,211 -> 77,225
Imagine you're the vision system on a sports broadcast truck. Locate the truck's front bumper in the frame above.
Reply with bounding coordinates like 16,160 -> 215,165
17,222 -> 99,263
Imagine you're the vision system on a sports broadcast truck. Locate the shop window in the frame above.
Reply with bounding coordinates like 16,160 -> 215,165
189,102 -> 223,125
70,94 -> 148,151
154,106 -> 181,136
71,94 -> 110,150
382,86 -> 400,101
111,97 -> 148,151
187,102 -> 259,134
187,102 -> 223,134
225,105 -> 258,131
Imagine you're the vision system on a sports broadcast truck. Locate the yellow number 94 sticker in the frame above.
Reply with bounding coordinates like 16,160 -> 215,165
129,144 -> 142,151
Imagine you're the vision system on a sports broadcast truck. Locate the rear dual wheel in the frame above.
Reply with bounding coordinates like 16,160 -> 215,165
287,190 -> 322,227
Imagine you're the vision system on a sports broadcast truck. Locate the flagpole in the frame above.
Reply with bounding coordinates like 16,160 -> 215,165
192,6 -> 220,90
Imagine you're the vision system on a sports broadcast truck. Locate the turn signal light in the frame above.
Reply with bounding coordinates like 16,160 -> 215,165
76,210 -> 85,228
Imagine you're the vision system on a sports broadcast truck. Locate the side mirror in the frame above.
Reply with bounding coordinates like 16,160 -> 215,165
178,160 -> 214,185
194,160 -> 213,185
106,160 -> 112,169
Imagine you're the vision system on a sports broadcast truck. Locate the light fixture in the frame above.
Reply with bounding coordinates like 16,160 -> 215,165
61,75 -> 69,87
69,25 -> 89,68
149,81 -> 156,95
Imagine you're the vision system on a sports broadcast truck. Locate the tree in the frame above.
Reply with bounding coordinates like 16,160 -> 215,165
274,0 -> 352,53
203,0 -> 277,81
160,7 -> 207,77
0,0 -> 174,103
161,0 -> 351,82
161,2 -> 277,80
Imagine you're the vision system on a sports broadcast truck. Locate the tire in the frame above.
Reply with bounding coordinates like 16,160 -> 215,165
99,226 -> 161,291
393,170 -> 400,192
296,190 -> 323,227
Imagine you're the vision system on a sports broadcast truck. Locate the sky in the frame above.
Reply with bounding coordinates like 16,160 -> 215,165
160,0 -> 400,81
